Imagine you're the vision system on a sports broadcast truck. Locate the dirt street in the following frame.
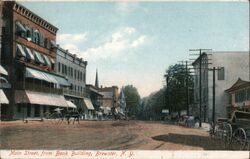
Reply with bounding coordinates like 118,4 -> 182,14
0,120 -> 225,150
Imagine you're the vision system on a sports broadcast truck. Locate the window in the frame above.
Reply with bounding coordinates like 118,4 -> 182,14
247,88 -> 250,100
235,89 -> 248,103
58,62 -> 61,73
71,68 -> 73,77
80,72 -> 82,80
218,67 -> 225,80
26,26 -> 32,39
68,66 -> 70,76
44,38 -> 48,48
228,94 -> 232,104
74,70 -> 77,79
17,104 -> 21,113
65,65 -> 67,75
43,106 -> 47,114
62,64 -> 64,74
15,21 -> 26,37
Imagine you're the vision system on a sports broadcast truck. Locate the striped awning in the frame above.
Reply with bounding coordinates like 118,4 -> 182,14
0,65 -> 8,76
83,98 -> 95,110
0,89 -> 9,104
25,67 -> 70,86
15,90 -> 68,107
33,51 -> 45,64
16,44 -> 26,57
66,100 -> 77,109
24,46 -> 35,61
16,21 -> 26,32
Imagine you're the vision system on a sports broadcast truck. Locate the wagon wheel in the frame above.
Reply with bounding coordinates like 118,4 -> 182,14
50,113 -> 62,125
232,128 -> 247,150
209,122 -> 215,138
213,123 -> 220,139
222,123 -> 232,149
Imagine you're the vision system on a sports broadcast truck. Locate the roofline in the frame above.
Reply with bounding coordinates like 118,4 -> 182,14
13,2 -> 58,34
225,79 -> 250,93
57,46 -> 88,65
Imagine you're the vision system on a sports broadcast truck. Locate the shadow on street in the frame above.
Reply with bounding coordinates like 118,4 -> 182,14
152,133 -> 225,150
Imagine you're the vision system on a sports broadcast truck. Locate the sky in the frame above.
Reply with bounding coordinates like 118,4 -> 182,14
19,1 -> 249,97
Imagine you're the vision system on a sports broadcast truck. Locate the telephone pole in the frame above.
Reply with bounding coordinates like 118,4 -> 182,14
208,67 -> 221,133
189,49 -> 212,128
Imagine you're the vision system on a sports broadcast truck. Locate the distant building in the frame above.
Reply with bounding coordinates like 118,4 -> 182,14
192,51 -> 250,121
225,78 -> 250,115
1,2 -> 70,120
86,84 -> 103,111
99,86 -> 119,114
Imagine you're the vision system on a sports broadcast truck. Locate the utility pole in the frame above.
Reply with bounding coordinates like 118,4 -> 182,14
178,60 -> 190,116
185,61 -> 189,116
208,67 -> 221,133
189,49 -> 212,128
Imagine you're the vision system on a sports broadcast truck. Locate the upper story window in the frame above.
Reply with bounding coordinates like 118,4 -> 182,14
15,21 -> 49,49
15,21 -> 26,37
25,26 -> 32,41
58,62 -> 61,73
247,88 -> 250,100
71,67 -> 73,77
235,89 -> 248,103
218,67 -> 225,80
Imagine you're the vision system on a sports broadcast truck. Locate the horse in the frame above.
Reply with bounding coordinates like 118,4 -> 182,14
65,110 -> 80,125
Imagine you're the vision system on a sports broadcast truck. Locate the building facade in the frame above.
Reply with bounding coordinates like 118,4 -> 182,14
225,78 -> 250,115
86,84 -> 103,111
1,2 -> 70,120
192,51 -> 250,121
99,86 -> 119,114
56,47 -> 95,118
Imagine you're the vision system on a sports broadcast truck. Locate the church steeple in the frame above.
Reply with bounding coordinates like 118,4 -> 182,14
95,69 -> 99,88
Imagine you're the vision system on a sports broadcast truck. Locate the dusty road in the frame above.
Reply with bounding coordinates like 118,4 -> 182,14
0,120 -> 225,150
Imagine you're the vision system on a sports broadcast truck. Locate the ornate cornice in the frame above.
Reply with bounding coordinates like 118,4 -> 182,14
13,3 -> 58,34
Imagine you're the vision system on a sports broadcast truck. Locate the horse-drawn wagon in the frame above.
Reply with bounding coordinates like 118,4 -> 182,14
210,111 -> 250,150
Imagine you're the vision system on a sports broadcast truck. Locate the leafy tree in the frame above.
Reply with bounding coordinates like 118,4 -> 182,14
123,85 -> 141,117
164,64 -> 194,115
141,89 -> 166,120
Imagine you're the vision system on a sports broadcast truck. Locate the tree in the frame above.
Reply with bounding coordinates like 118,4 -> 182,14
141,89 -> 166,120
164,64 -> 194,115
123,85 -> 141,117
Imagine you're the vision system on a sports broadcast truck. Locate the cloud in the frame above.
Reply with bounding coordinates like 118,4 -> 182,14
80,27 -> 146,61
131,35 -> 146,48
57,33 -> 87,45
115,2 -> 139,14
56,27 -> 146,61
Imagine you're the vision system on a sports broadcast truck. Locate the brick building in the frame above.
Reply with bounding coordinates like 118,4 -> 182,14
1,2 -> 70,120
99,86 -> 119,114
